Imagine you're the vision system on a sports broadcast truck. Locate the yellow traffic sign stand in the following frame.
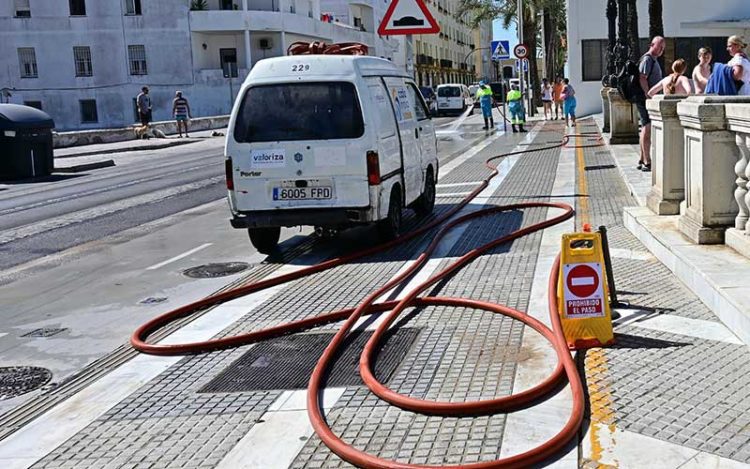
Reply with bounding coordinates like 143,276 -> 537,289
558,231 -> 615,350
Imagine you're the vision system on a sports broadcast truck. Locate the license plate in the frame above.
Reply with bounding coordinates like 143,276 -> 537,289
439,103 -> 449,107
273,186 -> 333,201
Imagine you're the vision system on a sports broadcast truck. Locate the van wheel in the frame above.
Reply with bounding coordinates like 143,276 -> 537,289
413,169 -> 436,217
248,227 -> 280,254
378,187 -> 402,241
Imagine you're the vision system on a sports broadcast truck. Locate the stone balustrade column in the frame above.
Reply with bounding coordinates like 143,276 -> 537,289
677,96 -> 750,244
645,95 -> 688,215
607,88 -> 639,145
725,104 -> 750,257
601,87 -> 611,133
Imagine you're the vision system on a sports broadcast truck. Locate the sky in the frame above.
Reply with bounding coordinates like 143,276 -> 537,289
493,19 -> 518,45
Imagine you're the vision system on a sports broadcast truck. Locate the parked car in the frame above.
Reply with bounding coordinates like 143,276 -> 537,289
226,55 -> 439,253
468,84 -> 481,108
435,84 -> 473,116
419,86 -> 437,116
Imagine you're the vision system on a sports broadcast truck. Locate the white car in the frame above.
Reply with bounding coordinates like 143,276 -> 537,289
435,84 -> 473,116
225,55 -> 439,253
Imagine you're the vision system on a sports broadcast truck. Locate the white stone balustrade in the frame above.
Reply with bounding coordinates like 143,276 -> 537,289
646,95 -> 689,215
601,87 -> 611,133
607,88 -> 639,145
725,104 -> 750,258
676,96 -> 750,244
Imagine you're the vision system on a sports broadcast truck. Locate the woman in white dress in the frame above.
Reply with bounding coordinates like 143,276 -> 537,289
727,35 -> 750,95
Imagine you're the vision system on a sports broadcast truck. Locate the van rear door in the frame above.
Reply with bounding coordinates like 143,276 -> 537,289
230,82 -> 369,211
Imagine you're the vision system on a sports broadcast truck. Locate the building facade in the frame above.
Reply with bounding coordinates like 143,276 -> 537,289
321,0 -> 493,88
567,0 -> 750,116
0,0 -> 377,130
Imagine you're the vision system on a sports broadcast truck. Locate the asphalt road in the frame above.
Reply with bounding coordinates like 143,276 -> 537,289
0,114 -> 478,274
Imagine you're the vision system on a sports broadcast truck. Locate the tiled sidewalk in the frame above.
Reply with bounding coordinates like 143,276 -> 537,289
2,121 -> 750,468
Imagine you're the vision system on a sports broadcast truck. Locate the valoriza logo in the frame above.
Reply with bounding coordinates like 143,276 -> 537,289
250,149 -> 286,168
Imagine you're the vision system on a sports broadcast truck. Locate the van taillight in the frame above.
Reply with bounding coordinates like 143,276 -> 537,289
366,151 -> 380,186
225,158 -> 234,190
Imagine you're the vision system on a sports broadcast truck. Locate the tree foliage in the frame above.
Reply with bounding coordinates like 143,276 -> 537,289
457,0 -> 567,107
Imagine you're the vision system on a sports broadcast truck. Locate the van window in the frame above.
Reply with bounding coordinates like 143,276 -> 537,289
366,79 -> 398,137
406,84 -> 429,121
234,82 -> 364,142
437,86 -> 461,98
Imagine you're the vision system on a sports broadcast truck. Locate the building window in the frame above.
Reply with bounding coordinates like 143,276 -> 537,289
74,46 -> 93,77
18,48 -> 38,78
124,0 -> 142,15
80,99 -> 98,123
128,45 -> 148,75
220,48 -> 238,78
581,39 -> 607,82
15,0 -> 31,17
69,0 -> 86,16
24,101 -> 42,110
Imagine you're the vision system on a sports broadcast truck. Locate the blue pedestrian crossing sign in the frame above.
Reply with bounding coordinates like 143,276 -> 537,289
491,40 -> 511,61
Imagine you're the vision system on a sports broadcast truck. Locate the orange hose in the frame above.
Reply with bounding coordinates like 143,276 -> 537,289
132,127 -> 592,467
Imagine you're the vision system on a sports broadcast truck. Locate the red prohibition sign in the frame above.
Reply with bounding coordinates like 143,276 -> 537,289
566,265 -> 599,298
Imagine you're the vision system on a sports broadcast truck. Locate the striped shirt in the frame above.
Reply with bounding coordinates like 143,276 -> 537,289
173,97 -> 189,116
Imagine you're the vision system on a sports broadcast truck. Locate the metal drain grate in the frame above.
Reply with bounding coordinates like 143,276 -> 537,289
0,367 -> 52,400
200,328 -> 420,392
183,262 -> 251,279
21,328 -> 68,338
585,164 -> 617,171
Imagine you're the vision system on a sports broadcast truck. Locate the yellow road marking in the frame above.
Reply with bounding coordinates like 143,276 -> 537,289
576,128 -> 619,468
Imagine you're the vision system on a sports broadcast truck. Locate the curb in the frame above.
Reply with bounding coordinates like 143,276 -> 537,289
54,139 -> 198,159
55,160 -> 116,173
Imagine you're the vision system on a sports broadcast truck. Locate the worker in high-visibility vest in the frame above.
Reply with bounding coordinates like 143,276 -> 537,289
475,81 -> 494,130
506,83 -> 527,133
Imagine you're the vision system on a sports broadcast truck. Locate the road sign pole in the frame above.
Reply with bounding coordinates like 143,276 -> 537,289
406,34 -> 415,79
517,0 -> 524,113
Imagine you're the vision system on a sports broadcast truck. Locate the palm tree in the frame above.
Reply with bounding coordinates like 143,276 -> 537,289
626,0 -> 640,61
458,0 -> 566,108
648,0 -> 664,39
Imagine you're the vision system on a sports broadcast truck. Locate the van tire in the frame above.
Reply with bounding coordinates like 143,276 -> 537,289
413,169 -> 436,217
248,227 -> 280,254
378,186 -> 402,241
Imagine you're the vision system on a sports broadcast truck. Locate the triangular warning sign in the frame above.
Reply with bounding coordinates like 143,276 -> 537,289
378,0 -> 440,36
493,42 -> 509,58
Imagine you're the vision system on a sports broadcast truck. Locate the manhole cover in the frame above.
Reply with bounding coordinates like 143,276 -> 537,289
0,367 -> 53,400
183,262 -> 251,279
199,328 -> 420,393
21,328 -> 68,338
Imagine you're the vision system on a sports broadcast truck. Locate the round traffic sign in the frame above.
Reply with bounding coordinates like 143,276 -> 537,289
566,265 -> 599,298
513,43 -> 529,60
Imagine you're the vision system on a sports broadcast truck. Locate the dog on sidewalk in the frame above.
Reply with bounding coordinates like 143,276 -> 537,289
134,125 -> 167,140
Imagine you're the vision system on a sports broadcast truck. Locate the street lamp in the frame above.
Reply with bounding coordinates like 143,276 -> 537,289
463,47 -> 489,83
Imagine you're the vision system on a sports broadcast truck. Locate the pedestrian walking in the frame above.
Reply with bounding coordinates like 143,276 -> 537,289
649,59 -> 691,97
476,81 -> 495,130
541,78 -> 553,120
136,86 -> 152,127
561,78 -> 577,127
172,91 -> 192,138
727,35 -> 750,95
636,36 -> 665,172
553,76 -> 564,120
506,83 -> 527,133
692,47 -> 713,94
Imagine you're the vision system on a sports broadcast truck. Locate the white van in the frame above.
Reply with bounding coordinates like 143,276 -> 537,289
435,84 -> 473,116
225,55 -> 439,253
